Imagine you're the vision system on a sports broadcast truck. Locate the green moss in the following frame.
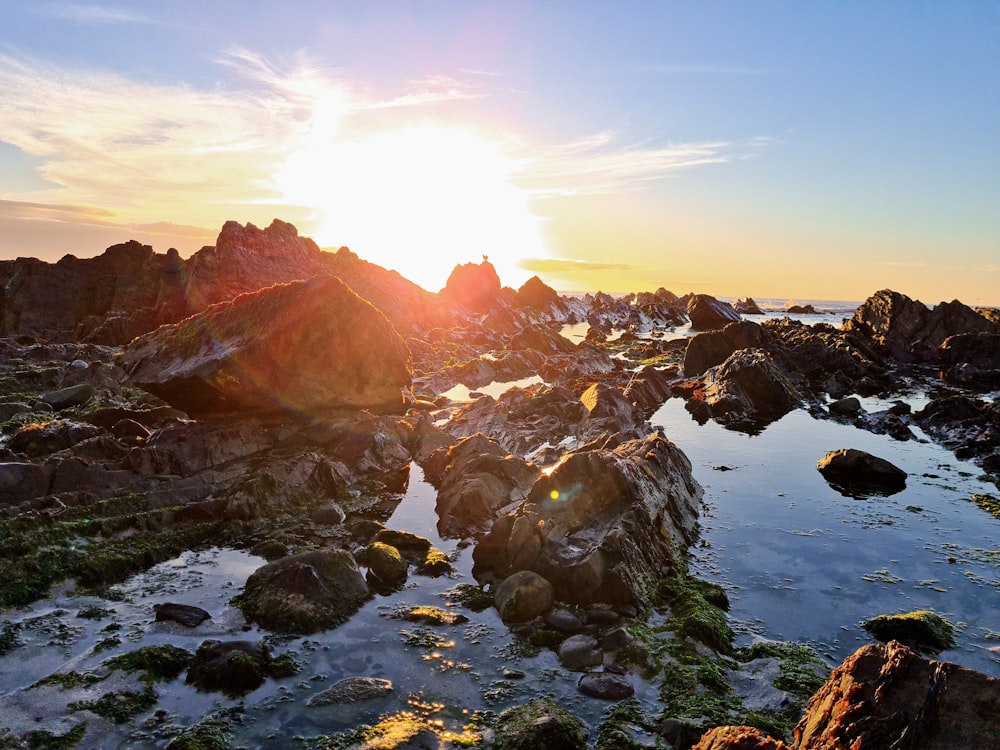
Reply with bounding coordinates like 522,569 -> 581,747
738,642 -> 828,698
165,724 -> 230,750
971,493 -> 1000,519
31,672 -> 105,690
595,699 -> 657,750
106,644 -> 192,683
441,583 -> 494,613
23,722 -> 87,750
863,609 -> 956,653
75,605 -> 112,620
69,685 -> 156,724
657,566 -> 734,655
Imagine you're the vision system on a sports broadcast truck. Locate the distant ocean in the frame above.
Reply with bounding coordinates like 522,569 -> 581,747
559,291 -> 861,317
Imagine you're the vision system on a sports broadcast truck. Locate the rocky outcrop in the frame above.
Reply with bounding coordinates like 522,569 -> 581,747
688,294 -> 741,330
516,275 -> 565,316
684,321 -> 774,377
733,298 -> 764,315
489,697 -> 589,750
914,394 -> 1000,463
938,332 -> 1000,389
122,275 -> 411,416
438,258 -> 502,312
689,349 -> 801,430
817,448 -> 906,497
238,549 -> 371,634
473,433 -> 702,607
844,289 -> 995,363
186,640 -> 296,696
693,726 -> 790,750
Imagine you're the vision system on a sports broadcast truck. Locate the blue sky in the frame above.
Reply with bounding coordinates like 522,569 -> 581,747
1,2 -> 998,303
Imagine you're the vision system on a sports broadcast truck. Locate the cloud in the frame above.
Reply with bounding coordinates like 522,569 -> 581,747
37,3 -> 156,24
519,257 -> 641,273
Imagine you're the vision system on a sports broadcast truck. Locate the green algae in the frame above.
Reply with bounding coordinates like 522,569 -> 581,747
31,672 -> 104,691
441,583 -> 493,612
107,644 -> 192,683
738,642 -> 829,698
69,686 -> 156,724
863,609 -> 956,653
971,493 -> 1000,519
656,565 -> 734,655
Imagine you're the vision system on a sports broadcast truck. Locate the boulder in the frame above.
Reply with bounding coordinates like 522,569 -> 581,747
577,670 -> 634,700
557,634 -> 603,671
817,448 -> 906,496
844,289 -> 995,363
828,396 -> 862,417
307,676 -> 394,707
684,321 -> 772,377
938,332 -> 1000,389
490,697 -> 589,750
494,570 -> 553,622
438,259 -> 502,312
862,610 -> 955,654
7,419 -> 103,457
516,275 -> 564,313
733,298 -> 764,315
434,433 -> 541,538
363,542 -> 408,589
185,640 -> 296,697
238,549 -> 371,634
122,275 -> 411,415
687,294 -> 741,330
474,433 -> 703,607
40,383 -> 95,410
786,304 -> 817,315
154,603 -> 211,628
697,349 -> 801,429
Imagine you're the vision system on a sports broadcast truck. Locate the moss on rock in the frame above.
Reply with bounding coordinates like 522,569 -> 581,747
863,609 -> 955,653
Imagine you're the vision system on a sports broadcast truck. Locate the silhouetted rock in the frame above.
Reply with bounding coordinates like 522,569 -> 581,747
516,275 -> 564,314
786,304 -> 817,315
122,275 -> 411,416
695,349 -> 801,429
817,448 -> 906,496
938,332 -> 1000,389
439,258 -> 502,312
733,297 -> 764,315
844,289 -> 995,363
186,639 -> 296,696
688,294 -> 741,330
684,321 -> 773,377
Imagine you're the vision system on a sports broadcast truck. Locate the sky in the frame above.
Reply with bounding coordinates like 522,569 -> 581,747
1,2 -> 998,304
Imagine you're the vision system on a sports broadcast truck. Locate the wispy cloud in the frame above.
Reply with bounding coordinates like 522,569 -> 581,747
38,3 -> 156,24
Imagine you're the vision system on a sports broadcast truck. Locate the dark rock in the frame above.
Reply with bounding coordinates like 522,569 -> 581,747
154,603 -> 211,628
697,349 -> 801,429
938,332 -> 1000,389
557,634 -> 603,671
40,383 -> 94,410
0,402 -> 32,421
844,289 -> 995,363
494,570 -> 553,622
684,320 -> 772,377
490,697 -> 589,750
577,670 -> 634,700
733,298 -> 764,315
112,418 -> 150,440
828,396 -> 862,417
544,608 -> 585,633
7,419 -> 102,457
786,304 -> 817,315
310,501 -> 346,526
817,448 -> 907,496
372,529 -> 432,555
509,323 -> 578,355
516,275 -> 564,313
122,275 -> 411,416
687,294 -> 741,330
863,609 -> 955,654
307,676 -> 393,707
186,640 -> 293,697
238,549 -> 371,634
601,626 -> 634,651
364,542 -> 408,588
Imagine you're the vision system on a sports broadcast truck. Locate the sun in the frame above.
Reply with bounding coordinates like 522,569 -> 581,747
273,121 -> 547,292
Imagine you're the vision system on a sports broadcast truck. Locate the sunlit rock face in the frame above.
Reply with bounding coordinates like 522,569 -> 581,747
438,258 -> 502,312
844,288 -> 996,363
122,275 -> 411,416
473,432 -> 703,607
687,293 -> 742,330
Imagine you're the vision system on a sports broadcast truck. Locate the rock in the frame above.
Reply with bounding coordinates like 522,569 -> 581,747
862,610 -> 955,654
733,298 -> 764,315
544,608 -> 585,633
310,501 -> 346,526
154,603 -> 211,628
509,323 -> 578,355
372,529 -> 432,555
490,697 -> 589,750
112,418 -> 150,440
557,634 -> 603,671
828,396 -> 862,416
494,570 -> 553,622
7,419 -> 103,457
516,275 -> 564,313
186,640 -> 295,697
238,549 -> 371,634
579,381 -> 642,434
697,349 -> 801,429
434,433 -> 540,538
844,289 -> 995,363
792,641 -> 1000,749
122,275 -> 411,416
687,294 -> 741,330
817,448 -> 907,496
438,258 -> 501,311
40,383 -> 95,410
0,402 -> 31,422
684,320 -> 772,377
474,433 -> 703,608
577,670 -> 634,699
601,626 -> 634,651
306,676 -> 393,706
0,462 -> 54,506
693,726 -> 790,750
785,304 -> 817,315
363,542 -> 408,588
938,332 -> 1000,389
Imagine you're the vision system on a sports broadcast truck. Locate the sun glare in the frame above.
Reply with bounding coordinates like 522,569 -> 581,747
274,121 -> 547,292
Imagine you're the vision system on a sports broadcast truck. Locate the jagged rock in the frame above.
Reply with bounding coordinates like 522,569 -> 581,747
693,726 -> 790,750
122,275 -> 411,416
786,304 -> 817,315
490,697 -> 589,750
310,501 -> 346,526
40,383 -> 95,410
438,259 -> 501,311
844,289 -> 995,363
688,294 -> 741,330
733,298 -> 764,315
434,433 -> 541,538
862,610 -> 955,654
509,323 -> 578,355
817,448 -> 906,496
186,640 -> 295,697
696,349 -> 801,429
684,321 -> 772,377
938,332 -> 1000,389
494,570 -> 553,622
154,603 -> 211,628
474,433 -> 702,607
792,641 -> 1000,749
307,676 -> 393,707
7,419 -> 102,457
516,275 -> 564,313
579,381 -> 642,435
238,550 -> 371,634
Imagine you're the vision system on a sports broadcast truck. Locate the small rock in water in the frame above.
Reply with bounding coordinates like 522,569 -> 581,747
307,676 -> 393,706
557,634 -> 603,671
578,670 -> 634,700
154,603 -> 211,628
544,608 -> 584,633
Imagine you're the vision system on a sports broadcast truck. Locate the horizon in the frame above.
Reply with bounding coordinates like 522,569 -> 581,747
1,3 -> 998,306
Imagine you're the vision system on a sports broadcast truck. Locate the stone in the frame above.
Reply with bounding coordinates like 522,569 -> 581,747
40,383 -> 95,410
112,418 -> 151,440
733,298 -> 764,315
306,676 -> 393,707
363,542 -> 408,588
817,448 -> 907,496
544,608 -> 585,633
438,258 -> 501,311
693,349 -> 801,430
7,419 -> 102,457
238,549 -> 371,634
557,634 -> 603,671
693,726 -> 790,750
687,294 -> 741,330
509,322 -> 578,355
122,275 -> 411,416
684,320 -> 772,377
863,609 -> 955,654
185,640 -> 294,697
516,275 -> 564,313
490,697 -> 589,750
577,670 -> 634,700
601,626 -> 634,651
938,332 -> 1000,389
310,501 -> 347,526
494,570 -> 553,622
154,603 -> 211,628
828,396 -> 862,416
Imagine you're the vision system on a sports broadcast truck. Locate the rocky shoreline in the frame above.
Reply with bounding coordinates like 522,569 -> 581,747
1,220 -> 998,748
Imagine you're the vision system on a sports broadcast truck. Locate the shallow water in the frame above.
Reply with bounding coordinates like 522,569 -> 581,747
651,398 -> 1000,675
